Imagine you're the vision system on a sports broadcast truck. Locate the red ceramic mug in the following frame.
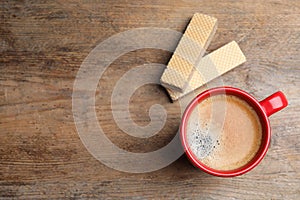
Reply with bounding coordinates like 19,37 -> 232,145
180,87 -> 288,177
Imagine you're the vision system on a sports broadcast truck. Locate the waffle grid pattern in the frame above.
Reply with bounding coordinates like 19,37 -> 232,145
160,13 -> 218,92
167,41 -> 246,101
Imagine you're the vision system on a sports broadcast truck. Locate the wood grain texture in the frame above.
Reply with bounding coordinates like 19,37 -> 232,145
0,0 -> 300,199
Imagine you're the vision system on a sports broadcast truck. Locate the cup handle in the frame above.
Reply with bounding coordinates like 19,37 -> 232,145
259,91 -> 288,117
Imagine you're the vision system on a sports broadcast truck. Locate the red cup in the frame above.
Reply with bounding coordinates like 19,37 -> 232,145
180,87 -> 288,177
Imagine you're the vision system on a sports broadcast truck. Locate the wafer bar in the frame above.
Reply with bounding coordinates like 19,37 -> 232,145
160,13 -> 218,92
167,41 -> 246,101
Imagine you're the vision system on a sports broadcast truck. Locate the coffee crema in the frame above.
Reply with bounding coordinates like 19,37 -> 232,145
186,95 -> 262,171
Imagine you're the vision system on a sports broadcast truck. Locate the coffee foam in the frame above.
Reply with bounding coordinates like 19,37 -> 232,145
186,95 -> 262,171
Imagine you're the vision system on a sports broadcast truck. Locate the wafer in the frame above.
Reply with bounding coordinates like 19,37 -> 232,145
160,13 -> 218,92
167,41 -> 246,101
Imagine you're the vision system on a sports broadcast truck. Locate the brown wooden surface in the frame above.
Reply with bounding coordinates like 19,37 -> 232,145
1,0 -> 300,199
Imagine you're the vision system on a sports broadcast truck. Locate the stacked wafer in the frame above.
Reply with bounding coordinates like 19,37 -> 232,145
160,13 -> 246,101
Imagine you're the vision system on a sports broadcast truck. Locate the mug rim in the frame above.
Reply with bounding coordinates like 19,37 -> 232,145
180,86 -> 271,177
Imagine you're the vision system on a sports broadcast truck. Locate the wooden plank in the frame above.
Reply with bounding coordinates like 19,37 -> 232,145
0,0 -> 299,199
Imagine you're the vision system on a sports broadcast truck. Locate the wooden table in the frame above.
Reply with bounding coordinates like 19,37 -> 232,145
1,0 -> 299,199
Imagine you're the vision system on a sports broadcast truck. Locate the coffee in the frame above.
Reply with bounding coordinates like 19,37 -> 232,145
186,94 -> 262,171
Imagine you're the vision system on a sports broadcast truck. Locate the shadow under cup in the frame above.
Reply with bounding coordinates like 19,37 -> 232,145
180,87 -> 288,177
